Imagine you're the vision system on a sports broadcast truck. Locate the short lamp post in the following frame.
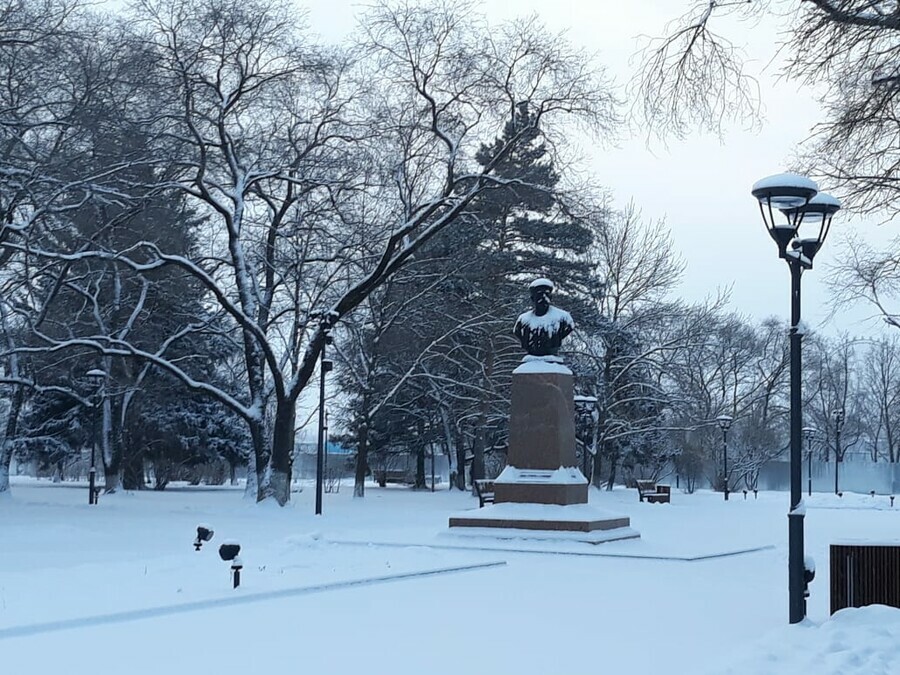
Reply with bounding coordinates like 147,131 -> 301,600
803,426 -> 817,497
314,314 -> 334,516
85,368 -> 106,505
832,408 -> 845,495
716,415 -> 733,501
751,173 -> 840,624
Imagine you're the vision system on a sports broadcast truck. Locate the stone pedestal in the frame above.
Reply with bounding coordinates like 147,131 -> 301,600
494,361 -> 587,505
449,358 -> 636,541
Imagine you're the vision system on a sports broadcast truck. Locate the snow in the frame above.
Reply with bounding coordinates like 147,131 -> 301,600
752,172 -> 818,196
806,192 -> 841,210
513,358 -> 572,375
752,173 -> 818,210
2,479 -> 900,674
452,501 -> 619,522
515,305 -> 573,333
493,465 -> 587,485
528,278 -> 554,289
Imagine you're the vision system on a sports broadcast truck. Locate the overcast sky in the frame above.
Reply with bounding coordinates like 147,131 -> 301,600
299,0 -> 895,336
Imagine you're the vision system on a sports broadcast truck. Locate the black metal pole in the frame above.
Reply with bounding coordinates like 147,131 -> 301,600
723,427 -> 730,501
807,436 -> 813,497
788,261 -> 806,624
89,402 -> 98,505
323,411 -> 329,490
834,424 -> 841,495
315,341 -> 327,516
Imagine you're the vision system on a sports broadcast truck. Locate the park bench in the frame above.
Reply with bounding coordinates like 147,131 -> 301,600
474,479 -> 495,507
636,480 -> 671,504
373,469 -> 411,487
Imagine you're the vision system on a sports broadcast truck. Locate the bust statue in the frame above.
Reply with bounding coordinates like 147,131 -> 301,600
513,279 -> 574,357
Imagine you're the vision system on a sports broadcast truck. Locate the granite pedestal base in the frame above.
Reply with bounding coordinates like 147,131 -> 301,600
448,503 -> 638,542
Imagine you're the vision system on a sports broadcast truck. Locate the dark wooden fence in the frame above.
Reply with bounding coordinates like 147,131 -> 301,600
830,543 -> 900,614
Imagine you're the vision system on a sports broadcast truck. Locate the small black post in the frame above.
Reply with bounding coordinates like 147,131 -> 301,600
833,409 -> 845,496
723,426 -> 729,501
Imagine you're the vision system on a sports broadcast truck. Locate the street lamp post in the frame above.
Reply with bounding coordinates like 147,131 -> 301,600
574,395 -> 598,480
85,368 -> 106,505
314,317 -> 334,516
323,410 -> 329,488
716,414 -> 733,501
752,173 -> 840,624
833,409 -> 845,495
803,427 -> 817,497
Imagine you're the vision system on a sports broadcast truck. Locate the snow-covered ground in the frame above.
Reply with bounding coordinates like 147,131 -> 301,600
2,479 -> 899,674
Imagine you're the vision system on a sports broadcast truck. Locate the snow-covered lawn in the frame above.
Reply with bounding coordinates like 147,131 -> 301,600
2,479 -> 899,674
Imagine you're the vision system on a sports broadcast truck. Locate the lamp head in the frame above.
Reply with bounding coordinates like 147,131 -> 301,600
783,193 -> 841,267
218,541 -> 241,561
751,173 -> 822,260
716,414 -> 733,431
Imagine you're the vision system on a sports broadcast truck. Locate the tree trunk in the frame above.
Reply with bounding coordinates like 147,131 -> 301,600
416,444 -> 426,489
354,421 -> 369,498
122,440 -> 144,490
0,386 -> 25,495
101,397 -> 124,493
0,447 -> 9,496
414,419 -> 427,489
606,444 -> 619,491
259,399 -> 295,505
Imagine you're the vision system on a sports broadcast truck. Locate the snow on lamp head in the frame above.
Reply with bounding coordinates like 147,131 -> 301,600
751,173 -> 819,260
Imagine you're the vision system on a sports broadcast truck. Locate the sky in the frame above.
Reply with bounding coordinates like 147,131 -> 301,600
300,0 -> 897,337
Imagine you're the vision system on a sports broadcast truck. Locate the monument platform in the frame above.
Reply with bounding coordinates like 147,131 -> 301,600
448,502 -> 638,541
493,466 -> 588,505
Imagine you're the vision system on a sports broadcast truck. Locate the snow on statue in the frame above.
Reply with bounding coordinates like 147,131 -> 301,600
513,278 -> 574,357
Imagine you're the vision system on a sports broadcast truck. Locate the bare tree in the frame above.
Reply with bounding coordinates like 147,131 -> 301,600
861,336 -> 900,462
5,0 -> 618,505
632,0 -> 764,140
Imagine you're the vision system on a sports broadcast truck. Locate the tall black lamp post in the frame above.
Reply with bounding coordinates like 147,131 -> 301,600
85,368 -> 106,505
803,426 -> 817,497
716,414 -> 733,501
751,173 -> 840,624
832,408 -> 845,495
314,317 -> 334,516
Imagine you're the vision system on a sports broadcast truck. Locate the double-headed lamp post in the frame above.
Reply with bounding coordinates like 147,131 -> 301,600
802,426 -> 818,497
716,414 -> 733,501
85,368 -> 106,505
314,314 -> 334,516
832,408 -> 845,495
751,173 -> 840,624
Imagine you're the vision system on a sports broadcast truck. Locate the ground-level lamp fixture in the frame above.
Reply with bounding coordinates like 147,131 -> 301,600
194,525 -> 214,551
218,541 -> 242,589
85,368 -> 106,505
716,415 -> 734,501
802,427 -> 818,497
751,173 -> 840,625
832,408 -> 846,496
